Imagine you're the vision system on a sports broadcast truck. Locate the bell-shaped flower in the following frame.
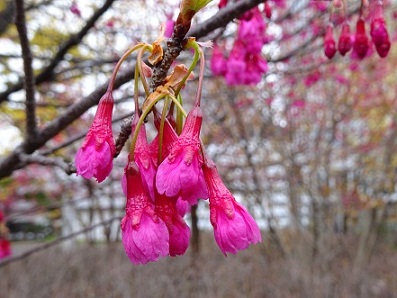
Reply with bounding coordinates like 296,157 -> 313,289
155,193 -> 190,256
203,160 -> 262,255
121,160 -> 169,265
324,24 -> 337,59
353,18 -> 369,58
156,107 -> 208,205
338,22 -> 352,56
75,91 -> 115,182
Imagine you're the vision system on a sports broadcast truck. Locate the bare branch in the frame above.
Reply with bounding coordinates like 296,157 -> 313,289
15,0 -> 38,141
0,0 -> 117,104
19,153 -> 75,174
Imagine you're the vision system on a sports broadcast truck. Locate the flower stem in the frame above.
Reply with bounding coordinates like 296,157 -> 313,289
129,93 -> 165,155
174,39 -> 200,96
158,97 -> 171,164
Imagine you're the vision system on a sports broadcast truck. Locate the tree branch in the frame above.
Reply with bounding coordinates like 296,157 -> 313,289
0,0 -> 117,104
15,0 -> 38,142
19,153 -> 76,174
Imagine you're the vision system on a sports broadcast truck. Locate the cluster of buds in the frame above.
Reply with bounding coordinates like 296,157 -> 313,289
210,1 -> 270,85
324,0 -> 391,59
75,24 -> 261,264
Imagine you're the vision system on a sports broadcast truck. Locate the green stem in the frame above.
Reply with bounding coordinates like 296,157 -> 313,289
176,94 -> 184,134
158,97 -> 171,164
174,39 -> 200,96
137,45 -> 151,96
133,61 -> 140,114
129,93 -> 166,155
194,43 -> 205,107
169,94 -> 188,118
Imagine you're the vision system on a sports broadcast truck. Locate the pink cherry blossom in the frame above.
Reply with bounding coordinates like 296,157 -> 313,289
156,107 -> 208,205
155,193 -> 190,256
210,44 -> 227,76
338,22 -> 352,56
324,24 -> 337,59
353,18 -> 369,58
121,160 -> 169,265
132,113 -> 157,200
75,91 -> 115,183
370,2 -> 390,58
203,160 -> 262,255
164,19 -> 175,38
0,239 -> 11,259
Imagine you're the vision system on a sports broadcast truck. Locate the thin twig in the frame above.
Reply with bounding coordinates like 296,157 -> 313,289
19,153 -> 75,174
15,0 -> 38,141
0,0 -> 117,104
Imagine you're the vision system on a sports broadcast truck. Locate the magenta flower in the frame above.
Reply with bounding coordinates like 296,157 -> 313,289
0,239 -> 11,259
176,197 -> 190,217
210,44 -> 227,76
156,107 -> 208,205
370,3 -> 390,58
324,24 -> 337,59
164,18 -> 175,38
338,22 -> 352,56
203,160 -> 262,255
155,193 -> 190,256
132,114 -> 157,200
75,91 -> 115,183
353,18 -> 369,58
121,160 -> 169,265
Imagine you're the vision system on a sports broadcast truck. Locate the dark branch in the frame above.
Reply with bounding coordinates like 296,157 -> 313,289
19,153 -> 75,174
0,0 -> 116,104
15,0 -> 38,141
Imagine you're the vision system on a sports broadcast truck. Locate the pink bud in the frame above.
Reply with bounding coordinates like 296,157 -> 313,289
353,18 -> 369,58
324,24 -> 337,59
338,23 -> 352,56
264,1 -> 272,19
370,3 -> 391,58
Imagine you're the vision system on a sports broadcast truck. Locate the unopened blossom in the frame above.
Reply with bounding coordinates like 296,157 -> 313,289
338,22 -> 352,56
164,18 -> 175,38
353,18 -> 369,58
155,193 -> 190,256
243,54 -> 268,85
238,8 -> 266,55
132,113 -> 157,200
156,107 -> 208,205
370,2 -> 391,57
75,91 -> 115,183
225,41 -> 247,85
264,1 -> 272,19
203,160 -> 262,255
121,160 -> 169,265
324,24 -> 337,59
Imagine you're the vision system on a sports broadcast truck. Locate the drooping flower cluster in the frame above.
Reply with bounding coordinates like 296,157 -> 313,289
75,19 -> 262,264
211,3 -> 269,85
323,0 -> 391,59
